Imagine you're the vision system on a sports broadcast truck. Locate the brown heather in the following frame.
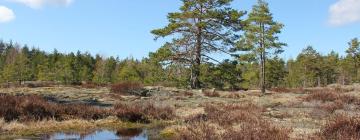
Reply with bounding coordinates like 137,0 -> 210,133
178,103 -> 291,140
303,89 -> 359,104
315,115 -> 360,140
110,82 -> 143,95
203,90 -> 220,97
0,94 -> 174,123
114,102 -> 175,123
0,94 -> 109,122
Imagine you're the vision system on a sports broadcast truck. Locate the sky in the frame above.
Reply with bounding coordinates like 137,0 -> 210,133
0,0 -> 359,60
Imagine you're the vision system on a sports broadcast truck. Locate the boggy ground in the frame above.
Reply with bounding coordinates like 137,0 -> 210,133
0,84 -> 360,139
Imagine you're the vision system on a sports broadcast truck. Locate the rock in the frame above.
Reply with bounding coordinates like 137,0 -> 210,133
129,88 -> 152,97
210,88 -> 216,94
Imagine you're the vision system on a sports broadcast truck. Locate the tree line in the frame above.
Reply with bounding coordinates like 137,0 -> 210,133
0,38 -> 359,90
0,0 -> 359,92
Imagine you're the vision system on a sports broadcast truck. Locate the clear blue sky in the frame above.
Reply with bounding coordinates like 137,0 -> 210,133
0,0 -> 359,60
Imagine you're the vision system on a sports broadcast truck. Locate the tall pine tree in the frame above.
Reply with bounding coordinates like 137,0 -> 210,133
236,0 -> 286,94
152,0 -> 244,89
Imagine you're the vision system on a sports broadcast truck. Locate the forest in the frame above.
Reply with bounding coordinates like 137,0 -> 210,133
0,38 -> 359,90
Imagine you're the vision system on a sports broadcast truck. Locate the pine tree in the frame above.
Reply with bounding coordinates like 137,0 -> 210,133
285,59 -> 302,88
92,55 -> 107,85
104,57 -> 117,83
117,59 -> 142,83
322,51 -> 340,85
151,0 -> 244,89
78,52 -> 95,83
345,38 -> 360,82
236,0 -> 286,94
14,51 -> 31,84
265,56 -> 287,88
37,60 -> 52,81
297,46 -> 321,87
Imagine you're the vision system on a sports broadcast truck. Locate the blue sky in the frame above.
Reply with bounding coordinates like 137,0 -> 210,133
0,0 -> 359,60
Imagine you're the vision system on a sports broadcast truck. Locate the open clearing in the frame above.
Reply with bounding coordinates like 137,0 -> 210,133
0,84 -> 359,139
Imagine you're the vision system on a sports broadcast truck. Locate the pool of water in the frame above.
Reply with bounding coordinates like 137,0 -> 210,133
40,128 -> 148,140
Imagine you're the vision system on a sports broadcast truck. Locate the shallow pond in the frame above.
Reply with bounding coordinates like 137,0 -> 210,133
46,129 -> 147,140
15,128 -> 150,140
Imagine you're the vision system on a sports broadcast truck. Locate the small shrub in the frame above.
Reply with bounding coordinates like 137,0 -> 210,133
221,121 -> 291,140
303,90 -> 360,113
114,103 -> 149,123
0,94 -> 55,122
334,86 -> 354,93
203,90 -> 220,97
110,82 -> 143,95
56,104 -> 109,120
114,102 -> 175,123
303,90 -> 359,104
319,101 -> 344,113
0,94 -> 110,122
81,83 -> 98,89
270,87 -> 291,93
183,91 -> 194,97
303,91 -> 338,102
177,103 -> 290,140
176,121 -> 221,140
143,103 -> 175,120
316,115 -> 360,139
223,92 -> 243,99
204,103 -> 263,125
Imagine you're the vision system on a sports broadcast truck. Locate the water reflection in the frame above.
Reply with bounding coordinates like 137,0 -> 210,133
116,128 -> 144,137
44,128 -> 147,140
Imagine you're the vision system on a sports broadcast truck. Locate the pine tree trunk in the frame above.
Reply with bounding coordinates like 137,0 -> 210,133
260,51 -> 266,94
191,26 -> 202,89
260,23 -> 266,94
